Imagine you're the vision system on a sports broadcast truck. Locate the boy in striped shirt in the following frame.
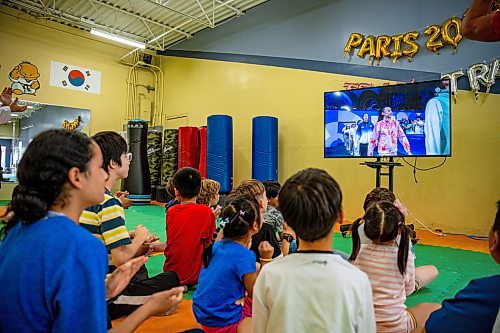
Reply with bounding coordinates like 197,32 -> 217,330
80,131 -> 179,320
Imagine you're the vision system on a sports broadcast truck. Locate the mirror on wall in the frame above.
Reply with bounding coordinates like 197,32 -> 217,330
0,101 -> 90,184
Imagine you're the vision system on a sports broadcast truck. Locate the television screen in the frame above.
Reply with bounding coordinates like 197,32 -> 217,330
324,79 -> 451,158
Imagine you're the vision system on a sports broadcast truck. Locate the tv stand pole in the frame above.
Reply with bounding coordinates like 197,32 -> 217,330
340,157 -> 403,238
360,157 -> 402,192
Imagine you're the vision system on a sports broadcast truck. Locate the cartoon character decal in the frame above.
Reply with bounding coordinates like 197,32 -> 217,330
9,62 -> 41,95
62,115 -> 82,131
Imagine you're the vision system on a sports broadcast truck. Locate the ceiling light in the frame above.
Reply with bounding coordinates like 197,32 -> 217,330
91,29 -> 146,49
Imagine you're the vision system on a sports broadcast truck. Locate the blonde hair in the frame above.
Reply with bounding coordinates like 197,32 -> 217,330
197,179 -> 221,206
227,179 -> 265,202
226,179 -> 265,226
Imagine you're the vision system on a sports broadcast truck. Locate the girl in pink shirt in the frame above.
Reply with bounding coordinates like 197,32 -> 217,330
350,201 -> 440,333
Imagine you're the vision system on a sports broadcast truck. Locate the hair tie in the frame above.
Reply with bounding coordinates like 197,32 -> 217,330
216,217 -> 230,227
398,221 -> 403,226
239,210 -> 245,217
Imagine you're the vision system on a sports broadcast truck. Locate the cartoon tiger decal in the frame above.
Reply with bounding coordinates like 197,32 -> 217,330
62,116 -> 81,131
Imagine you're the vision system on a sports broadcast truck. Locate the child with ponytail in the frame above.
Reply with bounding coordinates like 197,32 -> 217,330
193,194 -> 273,333
350,201 -> 440,333
355,187 -> 438,293
0,130 -> 184,333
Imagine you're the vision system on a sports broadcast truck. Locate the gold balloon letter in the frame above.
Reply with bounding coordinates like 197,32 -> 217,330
358,35 -> 376,61
424,25 -> 443,54
375,35 -> 392,64
391,34 -> 404,63
344,33 -> 364,57
403,31 -> 419,61
441,17 -> 463,53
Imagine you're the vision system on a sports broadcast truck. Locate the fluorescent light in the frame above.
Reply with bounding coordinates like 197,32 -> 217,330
91,29 -> 146,49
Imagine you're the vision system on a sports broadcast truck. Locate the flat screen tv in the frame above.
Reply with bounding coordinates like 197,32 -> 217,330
324,79 -> 451,158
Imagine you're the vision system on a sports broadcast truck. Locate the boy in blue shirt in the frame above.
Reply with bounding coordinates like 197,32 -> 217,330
425,201 -> 500,333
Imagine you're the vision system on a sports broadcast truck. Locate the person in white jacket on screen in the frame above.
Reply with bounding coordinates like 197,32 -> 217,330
424,81 -> 451,155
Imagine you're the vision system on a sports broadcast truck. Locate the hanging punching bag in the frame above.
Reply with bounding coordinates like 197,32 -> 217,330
252,116 -> 278,182
161,128 -> 178,184
207,115 -> 233,193
122,119 -> 151,205
198,126 -> 207,178
147,129 -> 163,201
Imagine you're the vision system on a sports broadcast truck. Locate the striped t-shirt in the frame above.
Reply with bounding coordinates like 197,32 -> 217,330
353,243 -> 415,333
80,188 -> 131,272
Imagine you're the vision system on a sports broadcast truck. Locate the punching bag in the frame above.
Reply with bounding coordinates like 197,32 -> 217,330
198,126 -> 207,178
207,115 -> 233,193
252,116 -> 278,182
162,129 -> 178,184
122,120 -> 151,205
147,129 -> 162,201
178,126 -> 199,169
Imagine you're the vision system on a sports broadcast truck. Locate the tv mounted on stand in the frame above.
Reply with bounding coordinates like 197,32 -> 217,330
324,79 -> 452,159
324,79 -> 452,238
324,79 -> 452,190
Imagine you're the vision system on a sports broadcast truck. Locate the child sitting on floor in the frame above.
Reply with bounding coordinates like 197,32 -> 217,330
163,167 -> 215,286
253,168 -> 376,333
350,201 -> 440,333
356,187 -> 438,293
425,201 -> 500,333
193,194 -> 273,333
197,178 -> 222,219
262,180 -> 284,239
227,179 -> 281,260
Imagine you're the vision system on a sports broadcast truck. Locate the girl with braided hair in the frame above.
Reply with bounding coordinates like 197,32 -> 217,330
193,194 -> 273,333
350,201 -> 440,333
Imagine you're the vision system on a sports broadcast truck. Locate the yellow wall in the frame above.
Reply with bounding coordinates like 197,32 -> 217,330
0,8 -> 156,199
0,8 -> 155,134
0,7 -> 498,234
161,56 -> 500,235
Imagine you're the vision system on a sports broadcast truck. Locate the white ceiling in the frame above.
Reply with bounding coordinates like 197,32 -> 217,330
1,0 -> 270,51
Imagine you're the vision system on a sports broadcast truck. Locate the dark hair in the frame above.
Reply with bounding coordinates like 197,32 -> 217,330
91,131 -> 127,173
173,167 -> 202,199
494,201 -> 500,233
350,201 -> 409,275
363,187 -> 395,211
263,180 -> 281,199
202,194 -> 260,267
1,130 -> 93,236
279,168 -> 342,242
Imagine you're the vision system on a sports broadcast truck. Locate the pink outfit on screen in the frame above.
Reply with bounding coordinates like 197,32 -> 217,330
368,118 -> 411,156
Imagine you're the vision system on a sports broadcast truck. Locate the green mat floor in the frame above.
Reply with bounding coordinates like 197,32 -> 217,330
125,204 -> 500,306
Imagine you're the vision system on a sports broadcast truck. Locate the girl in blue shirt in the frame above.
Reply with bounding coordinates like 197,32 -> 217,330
194,194 -> 274,333
0,129 -> 184,333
